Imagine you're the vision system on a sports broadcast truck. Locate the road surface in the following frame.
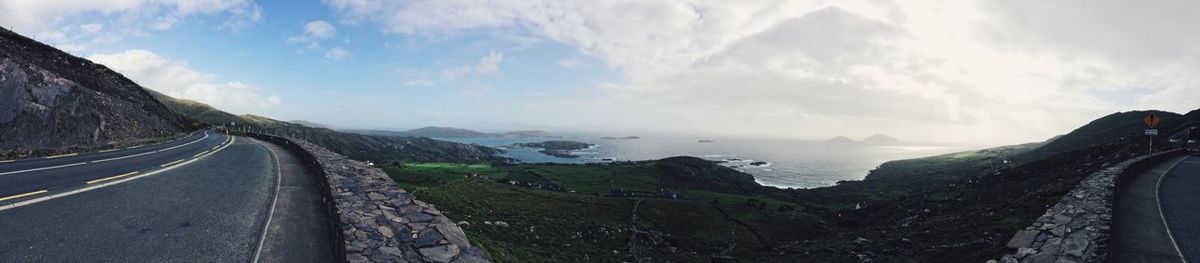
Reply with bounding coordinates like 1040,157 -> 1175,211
0,131 -> 333,262
1112,154 -> 1200,263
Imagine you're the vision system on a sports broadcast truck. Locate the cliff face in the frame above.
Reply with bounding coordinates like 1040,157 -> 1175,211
0,27 -> 190,156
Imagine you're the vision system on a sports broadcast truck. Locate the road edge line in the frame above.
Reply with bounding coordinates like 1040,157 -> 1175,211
251,138 -> 284,263
0,135 -> 236,212
1154,155 -> 1189,263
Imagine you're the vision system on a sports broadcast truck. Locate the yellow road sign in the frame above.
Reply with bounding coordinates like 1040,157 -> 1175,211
1145,113 -> 1160,128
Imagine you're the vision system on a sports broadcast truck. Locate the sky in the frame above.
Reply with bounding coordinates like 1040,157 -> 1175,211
1,0 -> 1197,145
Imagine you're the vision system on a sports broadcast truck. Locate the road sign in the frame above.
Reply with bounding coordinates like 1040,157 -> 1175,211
1145,113 -> 1160,128
1146,129 -> 1158,136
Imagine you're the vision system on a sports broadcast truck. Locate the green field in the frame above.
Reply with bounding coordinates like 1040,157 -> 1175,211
380,160 -> 831,262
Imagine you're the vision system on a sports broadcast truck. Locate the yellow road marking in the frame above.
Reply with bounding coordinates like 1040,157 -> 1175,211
0,190 -> 48,202
160,159 -> 185,167
45,153 -> 78,159
193,151 -> 210,158
86,171 -> 139,185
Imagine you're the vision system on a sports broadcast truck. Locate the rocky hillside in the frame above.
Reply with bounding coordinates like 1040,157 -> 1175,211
149,92 -> 506,163
0,27 -> 191,158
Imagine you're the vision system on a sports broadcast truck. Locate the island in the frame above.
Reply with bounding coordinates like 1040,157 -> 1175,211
828,136 -> 856,143
698,139 -> 716,143
513,140 -> 594,158
862,133 -> 901,144
601,136 -> 640,140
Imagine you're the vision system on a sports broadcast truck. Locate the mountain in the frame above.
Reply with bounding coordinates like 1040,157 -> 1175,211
828,136 -> 855,143
1020,110 -> 1180,161
150,93 -> 506,163
784,109 -> 1194,261
289,120 -> 329,129
0,27 -> 193,158
861,133 -> 900,144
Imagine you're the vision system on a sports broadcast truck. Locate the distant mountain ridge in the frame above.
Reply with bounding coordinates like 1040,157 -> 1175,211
828,136 -> 855,143
862,133 -> 901,144
348,126 -> 555,139
148,95 -> 507,163
0,27 -> 193,158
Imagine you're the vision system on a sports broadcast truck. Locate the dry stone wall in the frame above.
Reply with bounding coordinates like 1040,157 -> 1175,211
992,150 -> 1180,263
290,138 -> 489,263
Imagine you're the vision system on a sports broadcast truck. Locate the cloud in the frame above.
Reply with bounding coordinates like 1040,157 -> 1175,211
288,20 -> 337,47
0,0 -> 262,34
440,51 -> 504,80
87,49 -> 281,114
325,47 -> 351,60
287,20 -> 353,61
323,0 -> 1200,144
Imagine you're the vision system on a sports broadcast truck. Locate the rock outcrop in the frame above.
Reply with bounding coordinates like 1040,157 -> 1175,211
0,27 -> 191,158
292,139 -> 488,263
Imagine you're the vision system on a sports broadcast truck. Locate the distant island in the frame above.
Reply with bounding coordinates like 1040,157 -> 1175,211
828,136 -> 855,143
513,140 -> 594,158
862,133 -> 901,144
698,139 -> 716,143
600,136 -> 640,140
828,134 -> 901,144
345,126 -> 556,139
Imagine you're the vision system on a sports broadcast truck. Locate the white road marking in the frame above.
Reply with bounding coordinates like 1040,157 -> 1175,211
0,131 -> 212,175
0,135 -> 236,212
90,132 -> 209,164
0,162 -> 87,176
44,153 -> 78,159
1154,155 -> 1189,263
252,138 -> 283,263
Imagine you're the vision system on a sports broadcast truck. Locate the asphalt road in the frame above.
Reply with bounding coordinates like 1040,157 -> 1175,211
0,132 -> 334,262
1112,154 -> 1199,263
0,130 -> 227,203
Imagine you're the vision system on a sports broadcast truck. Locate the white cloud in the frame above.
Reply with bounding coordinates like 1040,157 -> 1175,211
287,20 -> 337,47
324,0 -> 1200,144
0,0 -> 262,33
0,0 -> 261,52
87,49 -> 281,114
324,47 -> 351,60
288,20 -> 352,61
440,51 -> 504,80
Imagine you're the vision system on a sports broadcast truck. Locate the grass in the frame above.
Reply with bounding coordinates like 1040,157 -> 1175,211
383,161 -> 826,262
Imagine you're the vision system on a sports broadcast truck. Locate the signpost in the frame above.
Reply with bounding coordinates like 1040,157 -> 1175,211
1145,113 -> 1160,155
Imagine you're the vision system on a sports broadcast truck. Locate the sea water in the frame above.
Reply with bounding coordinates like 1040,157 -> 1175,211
443,135 -> 969,189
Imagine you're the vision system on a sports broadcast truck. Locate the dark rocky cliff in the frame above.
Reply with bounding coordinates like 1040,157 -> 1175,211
0,27 -> 191,157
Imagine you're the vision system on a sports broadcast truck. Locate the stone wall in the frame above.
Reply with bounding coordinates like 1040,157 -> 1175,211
279,135 -> 488,263
992,150 -> 1180,263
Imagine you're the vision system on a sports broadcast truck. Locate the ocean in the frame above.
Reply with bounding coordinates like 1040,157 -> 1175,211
443,135 -> 970,189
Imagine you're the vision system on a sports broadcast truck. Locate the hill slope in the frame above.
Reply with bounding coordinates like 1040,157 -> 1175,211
149,92 -> 506,163
0,27 -> 192,158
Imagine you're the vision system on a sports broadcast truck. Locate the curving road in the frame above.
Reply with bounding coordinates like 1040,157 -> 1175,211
1112,154 -> 1200,263
0,131 -> 333,262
